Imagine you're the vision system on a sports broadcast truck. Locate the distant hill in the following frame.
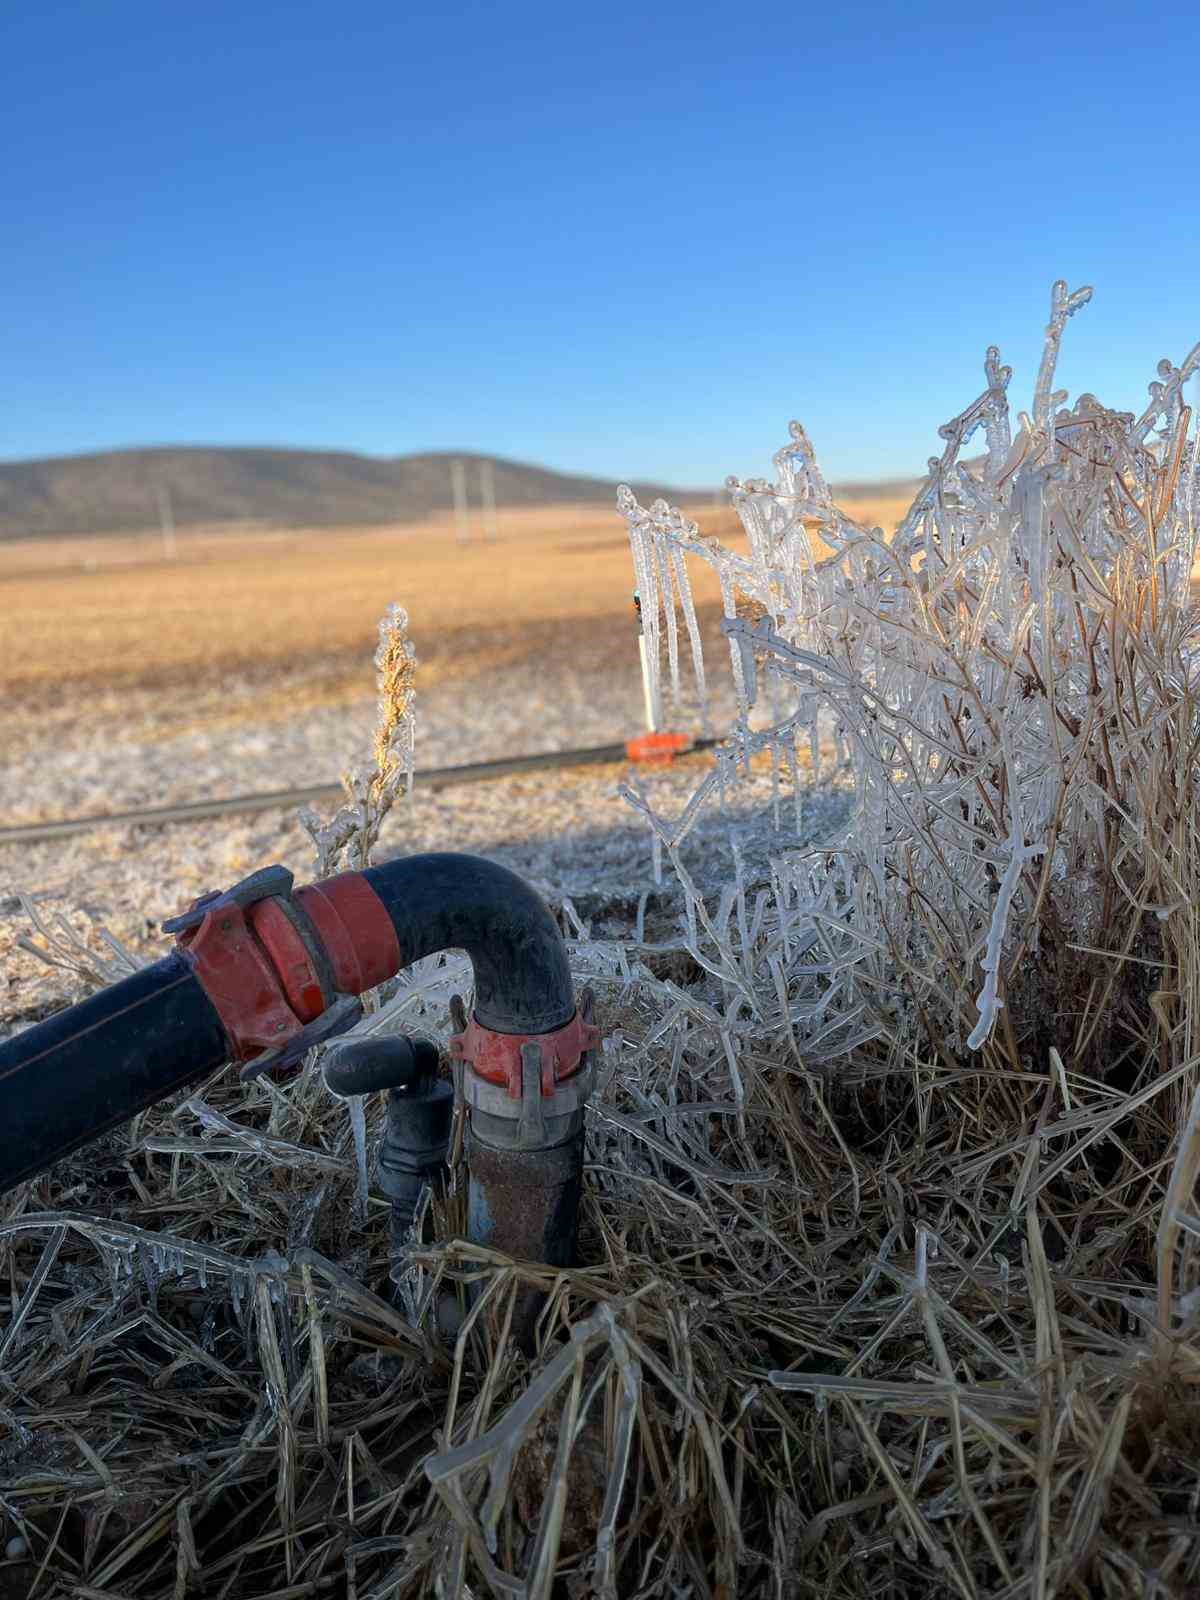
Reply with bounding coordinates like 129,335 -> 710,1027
0,446 -> 717,541
0,445 -> 927,541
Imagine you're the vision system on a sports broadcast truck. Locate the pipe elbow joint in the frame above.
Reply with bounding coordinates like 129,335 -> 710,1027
359,853 -> 576,1036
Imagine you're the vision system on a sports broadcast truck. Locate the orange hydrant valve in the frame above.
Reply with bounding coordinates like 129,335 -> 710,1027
625,731 -> 694,765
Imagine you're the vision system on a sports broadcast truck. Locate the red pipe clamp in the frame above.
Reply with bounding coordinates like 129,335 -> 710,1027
163,866 -> 401,1080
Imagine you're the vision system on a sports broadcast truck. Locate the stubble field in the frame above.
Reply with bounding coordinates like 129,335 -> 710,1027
2,491 -> 908,725
0,494 -> 899,1027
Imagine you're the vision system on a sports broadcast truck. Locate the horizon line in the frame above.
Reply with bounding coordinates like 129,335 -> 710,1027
0,439 -> 920,494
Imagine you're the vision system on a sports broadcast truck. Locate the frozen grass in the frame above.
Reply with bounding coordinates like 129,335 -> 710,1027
620,281 -> 1200,1082
4,286 -> 1200,1596
299,602 -> 418,878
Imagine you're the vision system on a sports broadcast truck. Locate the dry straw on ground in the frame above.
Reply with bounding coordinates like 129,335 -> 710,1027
4,285 -> 1200,1597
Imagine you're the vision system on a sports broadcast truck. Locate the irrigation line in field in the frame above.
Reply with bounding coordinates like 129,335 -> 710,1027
0,738 -> 720,847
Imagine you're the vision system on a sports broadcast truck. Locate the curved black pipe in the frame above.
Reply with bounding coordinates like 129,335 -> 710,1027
0,853 -> 576,1194
363,853 -> 574,1035
0,954 -> 228,1190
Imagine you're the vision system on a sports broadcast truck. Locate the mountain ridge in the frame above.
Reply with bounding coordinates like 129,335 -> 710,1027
0,446 -> 708,541
0,444 -> 920,540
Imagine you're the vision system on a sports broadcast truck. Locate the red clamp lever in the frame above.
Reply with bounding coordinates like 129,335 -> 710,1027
625,732 -> 694,765
165,866 -> 363,1080
449,1002 -> 601,1099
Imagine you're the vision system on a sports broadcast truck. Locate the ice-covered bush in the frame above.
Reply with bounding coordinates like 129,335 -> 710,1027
620,283 -> 1200,1083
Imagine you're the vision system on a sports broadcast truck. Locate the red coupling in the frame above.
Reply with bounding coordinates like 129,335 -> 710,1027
246,897 -> 327,1023
172,897 -> 304,1062
625,731 -> 694,765
294,874 -> 402,995
165,866 -> 402,1074
449,1009 -> 602,1099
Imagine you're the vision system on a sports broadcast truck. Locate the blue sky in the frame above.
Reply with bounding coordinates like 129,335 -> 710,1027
4,0 -> 1199,487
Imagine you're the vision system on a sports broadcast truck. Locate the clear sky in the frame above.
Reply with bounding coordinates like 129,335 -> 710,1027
4,0 -> 1199,488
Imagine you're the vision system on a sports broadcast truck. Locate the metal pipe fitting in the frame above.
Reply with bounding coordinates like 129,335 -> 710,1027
451,987 -> 598,1348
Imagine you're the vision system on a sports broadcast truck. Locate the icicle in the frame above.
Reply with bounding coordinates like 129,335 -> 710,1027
289,1182 -> 328,1251
635,889 -> 651,945
731,835 -> 751,964
139,1244 -> 160,1309
670,542 -> 709,718
720,1029 -> 745,1112
348,1095 -> 370,1221
258,1248 -> 290,1307
654,534 -> 682,710
718,569 -> 749,714
995,1254 -> 1010,1309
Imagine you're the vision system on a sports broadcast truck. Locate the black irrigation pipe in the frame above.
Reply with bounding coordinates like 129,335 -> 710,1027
0,737 -> 720,847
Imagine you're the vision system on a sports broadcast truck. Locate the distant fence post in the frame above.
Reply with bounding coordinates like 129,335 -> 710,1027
479,459 -> 497,542
451,459 -> 469,544
157,484 -> 177,560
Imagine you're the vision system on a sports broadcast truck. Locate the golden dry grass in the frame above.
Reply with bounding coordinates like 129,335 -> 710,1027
0,495 -> 912,710
1,505 -> 712,697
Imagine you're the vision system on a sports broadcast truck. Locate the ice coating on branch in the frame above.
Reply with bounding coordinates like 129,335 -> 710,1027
965,760 -> 1045,1051
618,282 -> 1200,1062
300,602 -> 416,877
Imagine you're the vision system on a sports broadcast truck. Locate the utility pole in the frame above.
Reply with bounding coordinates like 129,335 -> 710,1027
157,484 -> 176,560
450,458 -> 469,544
479,458 -> 497,542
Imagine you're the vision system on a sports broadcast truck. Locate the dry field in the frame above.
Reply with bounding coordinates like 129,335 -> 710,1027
3,504 -> 725,707
0,492 -> 888,1021
0,492 -> 910,729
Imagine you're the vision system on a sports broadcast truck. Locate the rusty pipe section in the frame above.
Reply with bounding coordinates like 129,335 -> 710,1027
449,985 -> 598,1344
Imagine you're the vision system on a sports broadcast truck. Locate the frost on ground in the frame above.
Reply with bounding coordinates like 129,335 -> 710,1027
1,605 -> 734,825
4,284 -> 1200,1597
0,749 -> 852,1035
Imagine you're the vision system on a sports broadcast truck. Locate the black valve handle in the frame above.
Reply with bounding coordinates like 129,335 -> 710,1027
322,1035 -> 440,1096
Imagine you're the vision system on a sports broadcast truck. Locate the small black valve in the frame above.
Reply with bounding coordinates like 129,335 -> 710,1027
322,1035 -> 439,1097
322,1035 -> 455,1273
